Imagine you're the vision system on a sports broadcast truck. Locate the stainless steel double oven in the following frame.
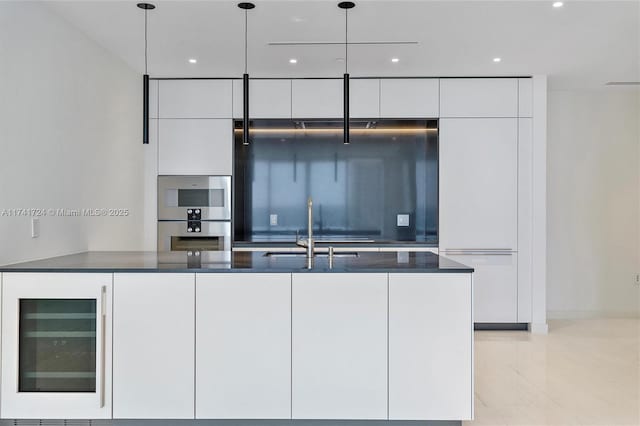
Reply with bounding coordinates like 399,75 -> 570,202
157,176 -> 231,253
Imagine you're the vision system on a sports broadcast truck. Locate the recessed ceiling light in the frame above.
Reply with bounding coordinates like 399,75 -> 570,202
289,58 -> 298,64
553,1 -> 563,7
188,58 -> 197,64
493,57 -> 502,63
391,58 -> 400,63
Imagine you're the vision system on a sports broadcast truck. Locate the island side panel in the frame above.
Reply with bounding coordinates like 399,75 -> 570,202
389,272 -> 473,420
291,273 -> 388,420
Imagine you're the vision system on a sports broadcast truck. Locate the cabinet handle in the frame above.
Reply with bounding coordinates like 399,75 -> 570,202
99,285 -> 107,408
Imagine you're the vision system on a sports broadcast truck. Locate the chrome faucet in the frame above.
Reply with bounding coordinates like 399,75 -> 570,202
296,197 -> 315,258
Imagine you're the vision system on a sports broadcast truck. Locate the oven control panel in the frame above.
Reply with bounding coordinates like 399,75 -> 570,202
187,209 -> 201,233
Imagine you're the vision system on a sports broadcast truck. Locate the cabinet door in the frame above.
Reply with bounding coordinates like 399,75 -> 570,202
444,253 -> 518,323
440,78 -> 518,117
292,273 -> 387,420
518,78 -> 533,117
351,79 -> 380,118
1,273 -> 112,419
233,79 -> 291,118
517,118 -> 533,322
439,118 -> 518,250
292,79 -> 342,118
389,273 -> 473,420
196,273 -> 291,419
159,80 -> 232,118
113,273 -> 194,419
158,119 -> 232,175
380,78 -> 439,118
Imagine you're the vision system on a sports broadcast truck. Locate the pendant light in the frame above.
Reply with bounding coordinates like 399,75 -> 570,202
338,1 -> 355,145
238,2 -> 255,146
137,2 -> 155,145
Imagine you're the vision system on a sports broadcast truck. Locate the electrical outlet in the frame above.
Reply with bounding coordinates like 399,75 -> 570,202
397,214 -> 410,227
270,214 -> 278,226
31,218 -> 39,238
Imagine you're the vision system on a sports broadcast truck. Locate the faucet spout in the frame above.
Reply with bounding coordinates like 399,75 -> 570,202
306,197 -> 314,258
295,197 -> 315,258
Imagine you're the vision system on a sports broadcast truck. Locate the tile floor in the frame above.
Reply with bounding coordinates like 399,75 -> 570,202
466,319 -> 640,426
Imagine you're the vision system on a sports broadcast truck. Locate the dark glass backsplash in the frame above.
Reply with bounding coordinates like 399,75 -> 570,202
234,119 -> 438,243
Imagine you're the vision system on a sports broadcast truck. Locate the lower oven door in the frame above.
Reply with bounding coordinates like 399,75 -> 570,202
158,221 -> 231,252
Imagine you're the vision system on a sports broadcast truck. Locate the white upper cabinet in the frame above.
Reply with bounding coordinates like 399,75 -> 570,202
113,273 -> 195,419
440,78 -> 518,117
518,78 -> 533,117
149,79 -> 159,118
350,79 -> 380,118
380,78 -> 439,118
439,118 -> 518,250
196,273 -> 291,419
291,273 -> 388,420
159,80 -> 232,118
158,119 -> 232,175
292,79 -> 342,118
233,79 -> 292,118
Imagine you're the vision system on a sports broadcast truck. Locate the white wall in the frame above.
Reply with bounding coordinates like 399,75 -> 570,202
0,2 -> 144,266
547,88 -> 640,317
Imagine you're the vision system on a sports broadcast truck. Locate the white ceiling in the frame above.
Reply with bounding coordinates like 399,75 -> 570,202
44,0 -> 640,90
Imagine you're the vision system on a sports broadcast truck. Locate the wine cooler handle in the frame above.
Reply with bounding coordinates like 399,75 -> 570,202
99,285 -> 107,408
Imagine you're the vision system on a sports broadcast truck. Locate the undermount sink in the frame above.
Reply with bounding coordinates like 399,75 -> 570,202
264,251 -> 359,258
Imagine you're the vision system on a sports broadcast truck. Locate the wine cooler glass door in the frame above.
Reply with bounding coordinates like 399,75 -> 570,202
1,273 -> 112,419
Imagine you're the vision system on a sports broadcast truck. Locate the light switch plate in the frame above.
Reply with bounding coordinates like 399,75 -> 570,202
31,218 -> 40,238
397,214 -> 410,227
270,214 -> 278,226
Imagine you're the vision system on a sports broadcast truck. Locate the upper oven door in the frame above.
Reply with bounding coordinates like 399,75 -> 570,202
158,176 -> 231,221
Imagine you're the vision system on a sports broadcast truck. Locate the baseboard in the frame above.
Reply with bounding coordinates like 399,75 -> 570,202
547,310 -> 640,319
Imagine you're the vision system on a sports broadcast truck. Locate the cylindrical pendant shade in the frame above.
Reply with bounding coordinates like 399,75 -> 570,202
243,73 -> 250,145
343,73 -> 350,145
143,74 -> 149,144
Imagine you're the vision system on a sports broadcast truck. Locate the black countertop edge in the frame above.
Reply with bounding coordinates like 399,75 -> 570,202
0,268 -> 472,273
0,251 -> 473,274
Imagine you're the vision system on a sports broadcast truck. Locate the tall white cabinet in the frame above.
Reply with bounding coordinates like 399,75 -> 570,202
439,78 -> 533,323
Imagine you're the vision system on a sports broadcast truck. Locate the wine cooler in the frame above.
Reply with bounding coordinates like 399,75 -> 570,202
1,273 -> 112,419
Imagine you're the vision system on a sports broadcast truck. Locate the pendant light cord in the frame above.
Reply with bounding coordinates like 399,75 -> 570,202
244,9 -> 248,74
344,8 -> 348,73
144,8 -> 148,74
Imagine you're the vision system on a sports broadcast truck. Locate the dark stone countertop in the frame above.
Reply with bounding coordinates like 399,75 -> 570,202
0,251 -> 473,274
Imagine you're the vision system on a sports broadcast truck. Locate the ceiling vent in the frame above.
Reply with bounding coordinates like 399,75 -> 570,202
605,81 -> 640,86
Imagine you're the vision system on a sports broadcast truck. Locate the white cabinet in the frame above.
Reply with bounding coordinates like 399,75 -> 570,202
233,79 -> 292,118
149,79 -> 159,118
439,118 -> 518,250
442,253 -> 517,323
380,78 -> 439,118
291,273 -> 387,420
195,273 -> 291,419
159,80 -> 232,118
351,79 -> 380,118
158,119 -> 232,175
1,273 -> 112,419
517,118 -> 533,322
292,79 -> 342,118
518,78 -> 533,117
389,273 -> 473,420
112,273 -> 195,419
440,78 -> 518,117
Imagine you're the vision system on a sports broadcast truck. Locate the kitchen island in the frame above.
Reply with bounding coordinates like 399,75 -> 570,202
0,251 -> 473,424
